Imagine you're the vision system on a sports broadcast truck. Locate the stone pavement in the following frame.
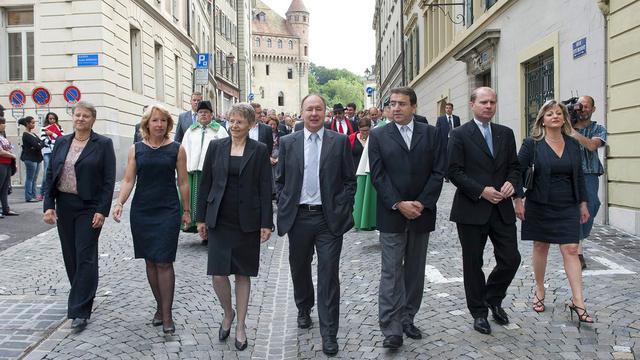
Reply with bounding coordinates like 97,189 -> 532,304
0,183 -> 639,359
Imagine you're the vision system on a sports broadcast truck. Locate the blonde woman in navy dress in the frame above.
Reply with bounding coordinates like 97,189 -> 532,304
112,105 -> 190,335
514,100 -> 592,326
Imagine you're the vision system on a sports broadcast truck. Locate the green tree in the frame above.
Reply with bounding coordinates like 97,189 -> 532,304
308,63 -> 364,110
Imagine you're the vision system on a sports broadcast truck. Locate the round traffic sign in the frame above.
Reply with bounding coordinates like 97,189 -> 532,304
63,86 -> 82,104
9,89 -> 26,108
32,87 -> 51,106
366,86 -> 374,95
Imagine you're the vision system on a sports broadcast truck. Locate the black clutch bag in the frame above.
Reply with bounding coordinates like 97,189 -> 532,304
523,141 -> 537,189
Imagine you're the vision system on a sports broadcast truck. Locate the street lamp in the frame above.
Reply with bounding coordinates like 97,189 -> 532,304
364,68 -> 371,77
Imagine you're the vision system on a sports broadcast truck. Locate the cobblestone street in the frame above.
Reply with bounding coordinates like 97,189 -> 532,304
1,183 -> 639,359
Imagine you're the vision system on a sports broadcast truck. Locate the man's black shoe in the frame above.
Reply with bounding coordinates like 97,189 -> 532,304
297,309 -> 312,329
489,305 -> 509,325
322,336 -> 338,356
201,240 -> 208,246
473,317 -> 491,335
71,318 -> 88,332
402,323 -> 422,339
382,335 -> 403,349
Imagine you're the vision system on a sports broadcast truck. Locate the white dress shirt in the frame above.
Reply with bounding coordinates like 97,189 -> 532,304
395,120 -> 414,148
299,127 -> 324,205
249,124 -> 259,141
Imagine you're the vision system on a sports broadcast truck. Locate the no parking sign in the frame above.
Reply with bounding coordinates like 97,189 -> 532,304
9,89 -> 26,108
31,87 -> 51,106
63,86 -> 82,105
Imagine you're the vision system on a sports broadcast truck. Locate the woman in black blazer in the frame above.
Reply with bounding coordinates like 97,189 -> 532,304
514,100 -> 592,326
18,116 -> 45,202
196,103 -> 272,351
43,101 -> 116,332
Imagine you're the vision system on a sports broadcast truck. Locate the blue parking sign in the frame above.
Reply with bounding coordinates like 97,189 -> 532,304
196,53 -> 209,69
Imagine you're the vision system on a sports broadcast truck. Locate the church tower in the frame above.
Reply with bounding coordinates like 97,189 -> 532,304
286,0 -> 309,60
285,0 -> 309,102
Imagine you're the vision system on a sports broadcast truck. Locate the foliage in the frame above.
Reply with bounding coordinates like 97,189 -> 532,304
308,63 -> 364,110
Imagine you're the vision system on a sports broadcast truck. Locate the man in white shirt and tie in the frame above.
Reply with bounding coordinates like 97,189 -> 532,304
174,92 -> 203,143
436,102 -> 461,181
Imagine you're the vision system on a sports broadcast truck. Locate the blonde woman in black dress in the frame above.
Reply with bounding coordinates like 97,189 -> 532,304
197,103 -> 273,350
514,100 -> 592,326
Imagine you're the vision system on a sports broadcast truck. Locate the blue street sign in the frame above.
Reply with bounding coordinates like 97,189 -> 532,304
248,93 -> 255,101
77,54 -> 99,67
366,86 -> 374,95
572,38 -> 587,59
196,53 -> 209,69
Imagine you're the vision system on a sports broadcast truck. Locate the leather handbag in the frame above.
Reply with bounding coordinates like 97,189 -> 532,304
10,158 -> 17,176
523,140 -> 537,189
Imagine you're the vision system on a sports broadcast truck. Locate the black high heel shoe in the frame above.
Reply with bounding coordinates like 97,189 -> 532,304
152,312 -> 163,326
218,310 -> 236,341
163,322 -> 175,335
235,337 -> 248,351
565,299 -> 594,328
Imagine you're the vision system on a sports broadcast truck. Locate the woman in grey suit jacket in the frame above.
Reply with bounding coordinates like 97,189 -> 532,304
196,103 -> 272,350
43,101 -> 116,332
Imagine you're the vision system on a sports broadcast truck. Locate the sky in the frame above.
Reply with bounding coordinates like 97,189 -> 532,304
261,0 -> 376,76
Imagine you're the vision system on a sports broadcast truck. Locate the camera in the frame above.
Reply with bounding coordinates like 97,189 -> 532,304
562,97 -> 582,125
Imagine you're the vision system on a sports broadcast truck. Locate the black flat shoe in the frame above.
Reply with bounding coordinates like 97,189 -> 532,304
235,338 -> 248,351
218,310 -> 235,341
382,335 -> 403,349
297,309 -> 312,329
579,254 -> 587,270
488,305 -> 509,325
402,323 -> 422,339
71,318 -> 88,332
322,336 -> 338,356
473,317 -> 491,335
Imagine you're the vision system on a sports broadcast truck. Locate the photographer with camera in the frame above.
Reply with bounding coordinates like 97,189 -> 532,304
569,95 -> 607,270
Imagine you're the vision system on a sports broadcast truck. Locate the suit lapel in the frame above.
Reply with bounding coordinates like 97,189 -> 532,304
491,123 -> 500,158
388,122 -> 409,152
410,123 -> 425,151
220,137 -> 230,178
54,136 -> 71,176
294,131 -> 304,176
469,123 -> 493,158
240,138 -> 257,175
75,132 -> 98,164
319,130 -> 334,170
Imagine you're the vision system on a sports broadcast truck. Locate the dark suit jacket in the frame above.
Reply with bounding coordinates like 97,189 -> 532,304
133,123 -> 142,143
436,115 -> 460,135
414,114 -> 428,125
256,122 -> 274,155
447,120 -> 520,225
196,138 -> 273,231
44,131 -> 116,216
278,123 -> 290,138
369,121 -> 445,233
517,136 -> 587,204
294,121 -> 304,132
174,111 -> 194,143
275,129 -> 356,236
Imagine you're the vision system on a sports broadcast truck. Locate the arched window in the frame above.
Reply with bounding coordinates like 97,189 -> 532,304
304,46 -> 308,56
278,91 -> 284,106
303,16 -> 307,22
288,40 -> 293,49
255,37 -> 260,47
267,38 -> 272,48
277,39 -> 283,48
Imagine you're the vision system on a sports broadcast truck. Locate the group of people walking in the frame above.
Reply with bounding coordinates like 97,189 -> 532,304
37,84 -> 605,357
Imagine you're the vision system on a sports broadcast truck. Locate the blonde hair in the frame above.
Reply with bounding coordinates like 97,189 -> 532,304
530,100 -> 572,141
139,105 -> 174,140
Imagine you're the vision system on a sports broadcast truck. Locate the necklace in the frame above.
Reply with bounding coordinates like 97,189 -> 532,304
147,139 -> 166,149
546,136 -> 563,143
74,135 -> 90,142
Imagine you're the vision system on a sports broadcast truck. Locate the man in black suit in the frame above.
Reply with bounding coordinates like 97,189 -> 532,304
276,94 -> 356,356
413,113 -> 428,124
174,92 -> 203,143
436,102 -> 461,181
328,103 -> 357,135
447,87 -> 521,335
369,87 -> 445,349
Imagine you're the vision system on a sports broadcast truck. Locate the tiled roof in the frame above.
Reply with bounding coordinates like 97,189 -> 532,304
253,0 -> 297,37
286,0 -> 308,13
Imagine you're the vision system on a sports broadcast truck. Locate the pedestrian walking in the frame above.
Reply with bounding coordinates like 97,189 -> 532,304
0,117 -> 19,218
514,100 -> 593,326
276,94 -> 356,356
19,116 -> 45,202
40,112 -> 63,199
112,104 -> 190,335
351,116 -> 376,231
180,100 -> 228,236
369,87 -> 445,349
447,87 -> 522,335
43,101 -> 116,332
196,103 -> 273,351
174,92 -> 203,143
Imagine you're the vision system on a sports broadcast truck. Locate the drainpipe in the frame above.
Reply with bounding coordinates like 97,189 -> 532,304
400,0 -> 406,86
599,0 -> 609,225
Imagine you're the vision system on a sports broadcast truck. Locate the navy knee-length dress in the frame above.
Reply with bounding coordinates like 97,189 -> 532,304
131,142 -> 181,262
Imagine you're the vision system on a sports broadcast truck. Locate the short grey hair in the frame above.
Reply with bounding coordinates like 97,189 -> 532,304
228,103 -> 256,125
73,101 -> 97,119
